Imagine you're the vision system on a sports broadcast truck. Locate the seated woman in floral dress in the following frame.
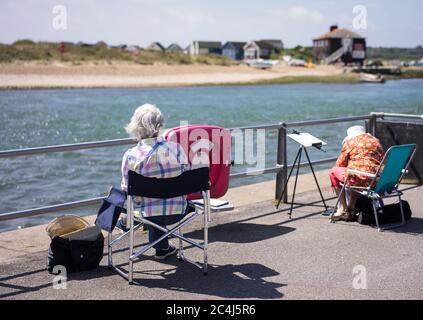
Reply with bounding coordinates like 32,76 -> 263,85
329,126 -> 385,221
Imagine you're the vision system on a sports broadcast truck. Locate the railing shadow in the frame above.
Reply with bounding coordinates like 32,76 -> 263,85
0,268 -> 51,299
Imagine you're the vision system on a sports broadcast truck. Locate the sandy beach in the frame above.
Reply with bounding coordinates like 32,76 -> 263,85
0,62 -> 344,89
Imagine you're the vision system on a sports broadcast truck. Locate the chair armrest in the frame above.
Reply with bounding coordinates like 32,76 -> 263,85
346,169 -> 376,178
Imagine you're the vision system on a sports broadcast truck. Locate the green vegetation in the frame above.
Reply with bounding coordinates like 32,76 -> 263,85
209,70 -> 423,87
254,74 -> 360,85
367,47 -> 423,61
386,68 -> 423,80
0,41 -> 239,66
272,46 -> 315,62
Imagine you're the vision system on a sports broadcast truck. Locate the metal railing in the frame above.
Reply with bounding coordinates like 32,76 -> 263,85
0,112 -> 421,223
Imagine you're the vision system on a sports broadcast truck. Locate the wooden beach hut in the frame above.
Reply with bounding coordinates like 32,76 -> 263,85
313,25 -> 366,65
189,41 -> 222,55
222,42 -> 247,60
146,42 -> 165,52
167,43 -> 184,53
243,40 -> 282,60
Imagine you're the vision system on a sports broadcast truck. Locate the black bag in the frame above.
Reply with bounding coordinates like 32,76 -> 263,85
95,187 -> 127,232
356,196 -> 412,225
47,232 -> 104,274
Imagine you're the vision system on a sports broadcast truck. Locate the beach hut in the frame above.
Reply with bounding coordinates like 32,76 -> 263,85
190,41 -> 222,56
260,39 -> 284,50
112,44 -> 128,49
167,43 -> 184,53
243,40 -> 282,60
184,44 -> 191,55
313,25 -> 366,65
146,42 -> 165,52
125,45 -> 141,53
222,42 -> 247,60
76,41 -> 96,48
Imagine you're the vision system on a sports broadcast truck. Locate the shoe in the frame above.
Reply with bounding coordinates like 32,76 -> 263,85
154,245 -> 177,260
115,218 -> 129,233
115,218 -> 142,234
331,209 -> 355,222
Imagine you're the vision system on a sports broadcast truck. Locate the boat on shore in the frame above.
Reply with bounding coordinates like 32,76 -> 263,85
245,59 -> 278,70
360,72 -> 386,83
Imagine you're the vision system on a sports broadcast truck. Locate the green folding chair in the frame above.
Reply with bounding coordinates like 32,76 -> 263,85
330,144 -> 418,232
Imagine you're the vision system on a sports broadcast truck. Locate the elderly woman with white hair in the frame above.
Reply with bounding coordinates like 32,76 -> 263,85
329,125 -> 385,221
117,104 -> 191,260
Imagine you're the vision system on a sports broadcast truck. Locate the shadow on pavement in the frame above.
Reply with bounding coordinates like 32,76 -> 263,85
185,222 -> 295,244
389,217 -> 423,236
0,268 -> 50,299
70,261 -> 285,299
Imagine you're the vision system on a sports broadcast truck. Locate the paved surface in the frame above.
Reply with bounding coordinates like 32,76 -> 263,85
1,175 -> 423,300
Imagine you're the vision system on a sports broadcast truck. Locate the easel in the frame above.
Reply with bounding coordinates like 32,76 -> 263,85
276,132 -> 328,218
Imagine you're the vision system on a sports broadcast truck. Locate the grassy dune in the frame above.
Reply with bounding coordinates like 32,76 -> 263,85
0,40 -> 238,66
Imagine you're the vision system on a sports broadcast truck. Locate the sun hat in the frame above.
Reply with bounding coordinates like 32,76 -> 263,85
343,125 -> 366,144
46,215 -> 90,239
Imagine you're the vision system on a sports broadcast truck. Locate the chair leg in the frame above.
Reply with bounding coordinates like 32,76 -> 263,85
128,197 -> 135,284
203,192 -> 210,275
383,192 -> 406,230
108,232 -> 113,270
330,183 -> 347,222
372,199 -> 383,232
398,193 -> 406,227
177,226 -> 184,261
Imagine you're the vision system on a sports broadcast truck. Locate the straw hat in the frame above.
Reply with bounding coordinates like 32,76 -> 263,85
343,125 -> 366,144
46,215 -> 90,239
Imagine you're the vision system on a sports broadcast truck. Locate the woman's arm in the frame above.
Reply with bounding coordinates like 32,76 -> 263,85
335,143 -> 350,168
121,151 -> 129,192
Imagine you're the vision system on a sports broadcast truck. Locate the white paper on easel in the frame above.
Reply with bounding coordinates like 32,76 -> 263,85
287,133 -> 327,148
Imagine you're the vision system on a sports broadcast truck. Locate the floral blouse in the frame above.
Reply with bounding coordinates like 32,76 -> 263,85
336,133 -> 385,187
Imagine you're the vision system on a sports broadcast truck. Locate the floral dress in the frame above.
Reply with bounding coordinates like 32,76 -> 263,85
335,133 -> 385,187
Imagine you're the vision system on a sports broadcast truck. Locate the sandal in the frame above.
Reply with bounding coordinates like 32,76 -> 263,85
331,209 -> 353,222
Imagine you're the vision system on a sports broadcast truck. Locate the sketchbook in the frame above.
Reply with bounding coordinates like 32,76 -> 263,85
287,133 -> 327,148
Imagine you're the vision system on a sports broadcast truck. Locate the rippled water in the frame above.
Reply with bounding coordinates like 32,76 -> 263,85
1,79 -> 423,232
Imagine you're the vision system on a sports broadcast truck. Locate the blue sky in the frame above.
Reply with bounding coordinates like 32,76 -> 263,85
1,0 -> 422,47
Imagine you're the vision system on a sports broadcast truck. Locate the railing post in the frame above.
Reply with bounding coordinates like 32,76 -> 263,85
275,123 -> 288,203
369,113 -> 377,136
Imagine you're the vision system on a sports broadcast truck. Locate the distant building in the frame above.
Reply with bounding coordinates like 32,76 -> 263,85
113,44 -> 128,49
125,45 -> 141,53
76,41 -> 96,48
184,44 -> 191,55
222,42 -> 247,60
167,43 -> 184,53
146,42 -> 165,52
260,39 -> 284,50
243,40 -> 282,60
313,25 -> 366,65
190,41 -> 222,55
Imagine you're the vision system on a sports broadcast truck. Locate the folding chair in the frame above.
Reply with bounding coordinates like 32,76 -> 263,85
330,144 -> 417,232
107,167 -> 211,284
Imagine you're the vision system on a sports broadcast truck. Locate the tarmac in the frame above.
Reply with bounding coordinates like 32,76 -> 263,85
1,170 -> 423,300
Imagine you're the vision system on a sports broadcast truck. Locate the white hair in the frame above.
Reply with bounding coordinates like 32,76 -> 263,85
125,104 -> 164,141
